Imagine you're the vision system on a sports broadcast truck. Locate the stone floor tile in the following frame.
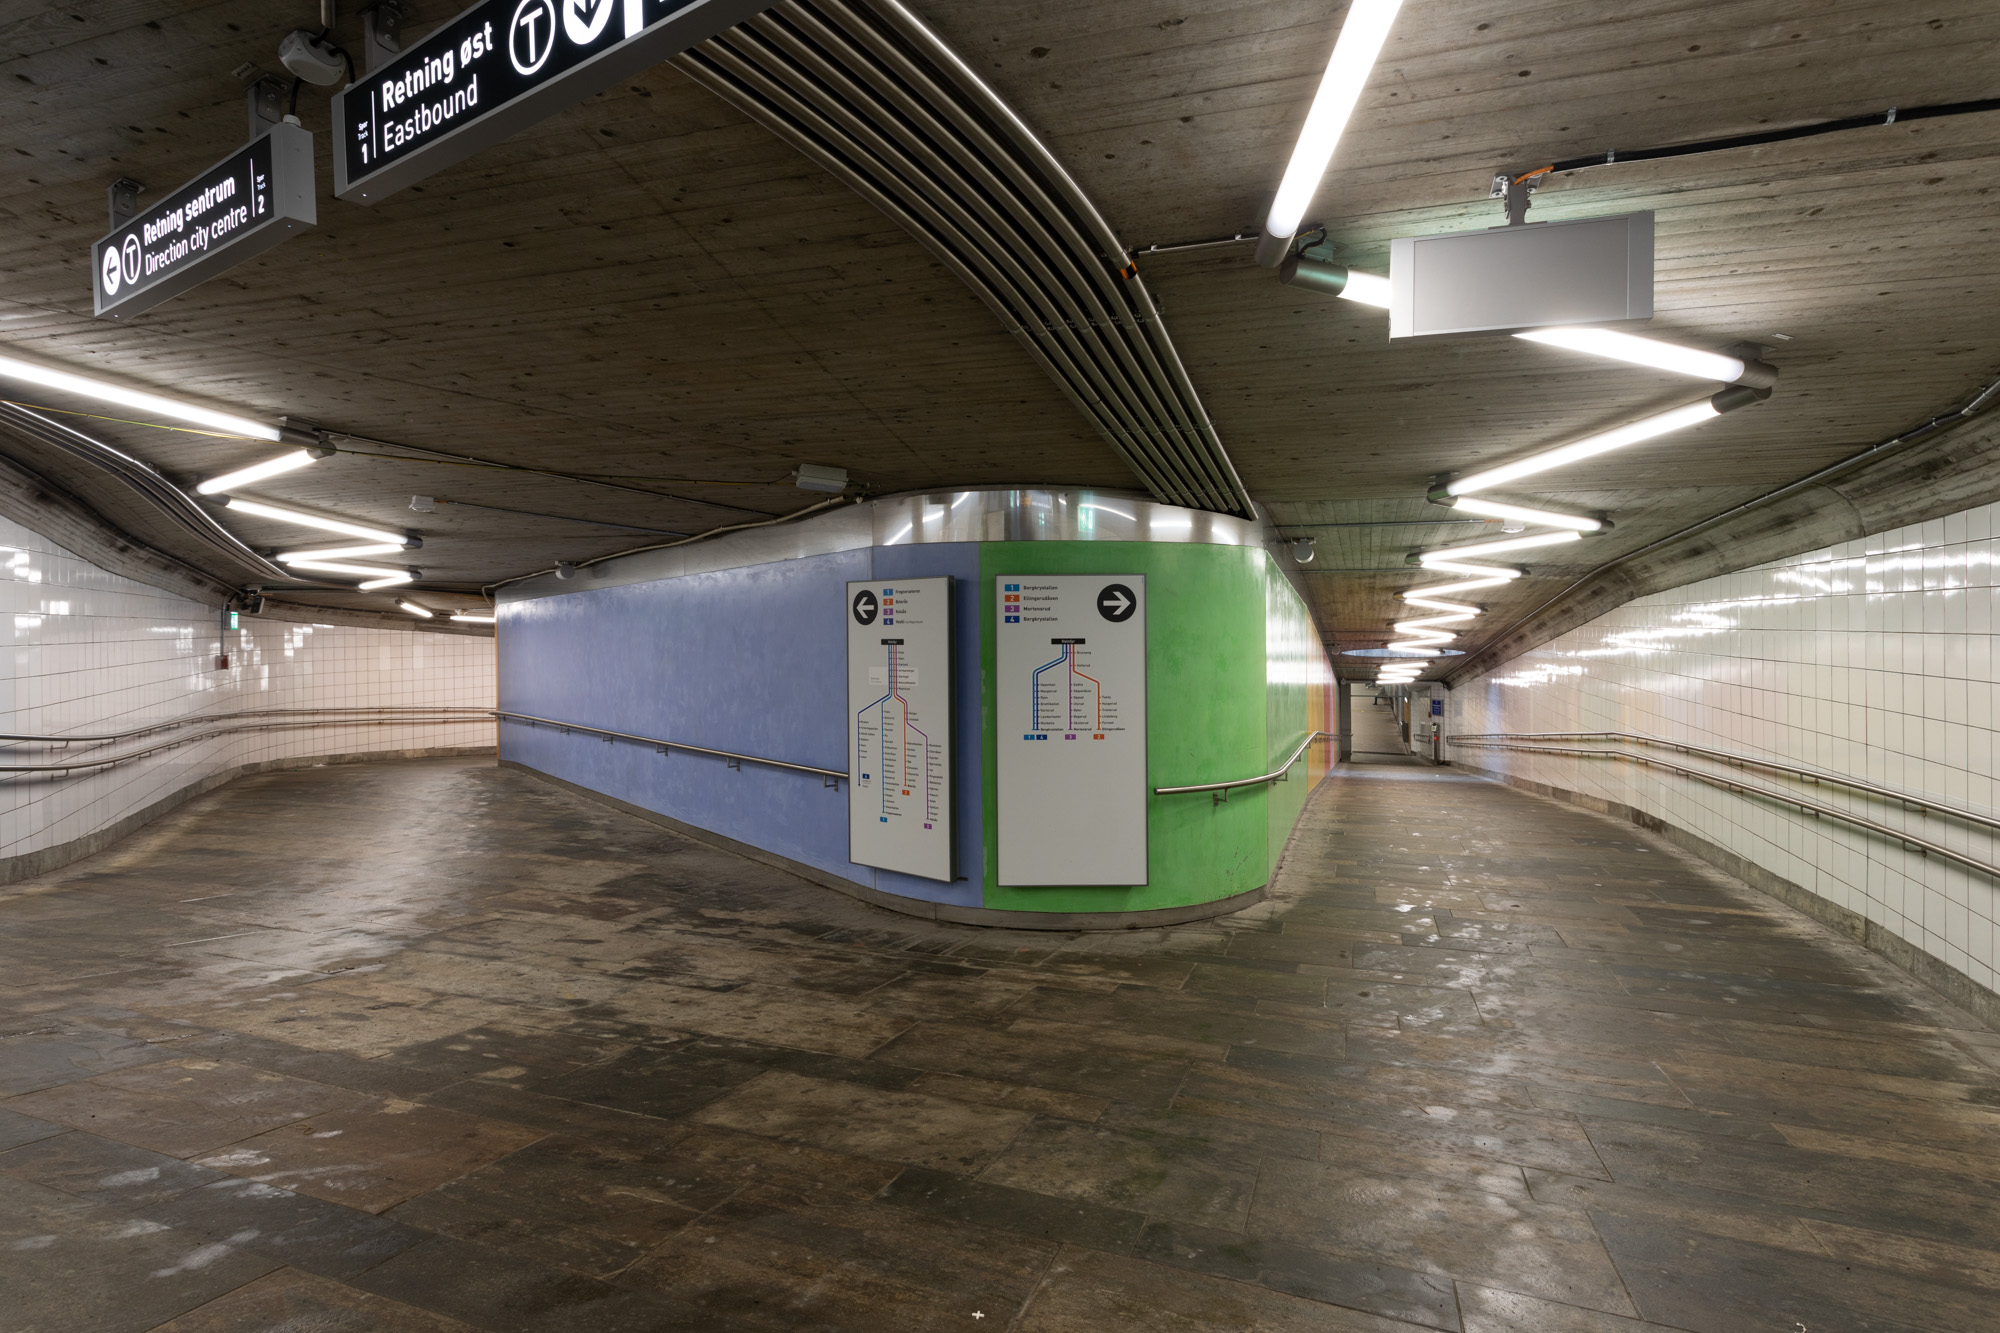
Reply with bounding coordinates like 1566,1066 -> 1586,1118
979,1116 -> 1262,1231
353,1234 -> 706,1332
1248,1160 -> 1638,1316
144,1267 -> 485,1331
192,1097 -> 545,1213
0,1172 -> 278,1333
0,1129 -> 224,1207
139,1175 -> 431,1280
1014,1246 -> 1436,1331
688,1069 -> 1033,1172
3,1058 -> 367,1157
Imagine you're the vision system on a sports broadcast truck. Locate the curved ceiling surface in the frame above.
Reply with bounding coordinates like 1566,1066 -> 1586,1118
0,1 -> 1996,655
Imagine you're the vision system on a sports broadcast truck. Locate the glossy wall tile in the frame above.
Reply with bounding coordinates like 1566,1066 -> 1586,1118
1450,503 -> 2000,997
0,516 -> 495,866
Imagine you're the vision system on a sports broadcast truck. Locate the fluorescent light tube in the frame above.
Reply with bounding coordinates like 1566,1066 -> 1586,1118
1402,593 -> 1480,615
0,353 -> 281,440
1448,399 -> 1722,495
451,613 -> 496,624
358,572 -> 414,591
281,559 -> 408,578
195,450 -> 320,494
1418,560 -> 1522,580
1409,575 -> 1514,597
1514,327 -> 1749,382
1420,531 -> 1581,563
395,600 -> 434,618
218,497 -> 406,546
276,544 -> 406,562
1446,496 -> 1602,532
1339,270 -> 1392,307
1260,0 -> 1405,256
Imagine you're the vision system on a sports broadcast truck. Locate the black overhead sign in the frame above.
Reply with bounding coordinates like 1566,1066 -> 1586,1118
92,123 -> 316,319
332,0 -> 768,202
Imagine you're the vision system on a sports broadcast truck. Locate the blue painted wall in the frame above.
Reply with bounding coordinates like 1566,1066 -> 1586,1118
498,544 -> 983,906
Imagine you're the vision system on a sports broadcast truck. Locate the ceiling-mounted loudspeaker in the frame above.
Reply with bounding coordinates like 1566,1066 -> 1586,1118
794,464 -> 848,494
1389,212 -> 1653,340
1291,537 -> 1316,564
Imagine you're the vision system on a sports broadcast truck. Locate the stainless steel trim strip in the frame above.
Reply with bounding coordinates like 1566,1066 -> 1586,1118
495,711 -> 845,780
1448,735 -> 2000,881
1155,732 -> 1334,795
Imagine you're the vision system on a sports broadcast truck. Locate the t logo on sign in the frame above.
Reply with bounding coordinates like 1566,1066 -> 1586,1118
509,0 -> 558,73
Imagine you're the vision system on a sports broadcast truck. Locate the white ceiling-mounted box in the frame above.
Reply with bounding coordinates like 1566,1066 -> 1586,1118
1389,212 -> 1653,339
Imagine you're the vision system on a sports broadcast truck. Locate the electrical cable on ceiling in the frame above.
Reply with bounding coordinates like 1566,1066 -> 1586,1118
1524,97 -> 2000,177
480,495 -> 853,601
323,433 -> 785,516
428,498 -> 689,537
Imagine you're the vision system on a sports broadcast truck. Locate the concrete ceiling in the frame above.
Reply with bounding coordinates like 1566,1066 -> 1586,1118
2,1 -> 1996,652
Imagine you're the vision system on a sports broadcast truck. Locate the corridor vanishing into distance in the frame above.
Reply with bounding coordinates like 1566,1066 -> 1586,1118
3,757 -> 1996,1332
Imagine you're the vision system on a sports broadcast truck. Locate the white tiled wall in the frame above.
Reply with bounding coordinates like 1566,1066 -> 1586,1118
0,515 -> 495,865
1450,502 -> 2000,998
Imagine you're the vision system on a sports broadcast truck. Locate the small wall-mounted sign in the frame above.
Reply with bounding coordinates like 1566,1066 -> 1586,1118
332,0 -> 767,203
92,123 -> 316,319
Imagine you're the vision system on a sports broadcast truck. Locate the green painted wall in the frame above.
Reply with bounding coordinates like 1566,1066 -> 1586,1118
977,541 -> 1331,915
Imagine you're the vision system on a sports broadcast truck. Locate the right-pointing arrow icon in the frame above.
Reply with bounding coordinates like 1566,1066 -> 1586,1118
1096,583 -> 1136,622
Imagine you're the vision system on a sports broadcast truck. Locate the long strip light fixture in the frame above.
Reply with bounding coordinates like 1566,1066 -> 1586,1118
276,543 -> 407,562
452,612 -> 496,624
196,448 -> 328,494
1255,0 -> 1405,266
1418,531 -> 1580,564
1514,327 -> 1777,388
395,600 -> 434,618
0,353 -> 283,441
1439,386 -> 1764,497
1441,496 -> 1601,531
213,496 -> 408,547
279,557 -> 415,589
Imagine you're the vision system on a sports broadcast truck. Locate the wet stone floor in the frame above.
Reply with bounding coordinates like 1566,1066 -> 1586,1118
2,757 -> 1999,1332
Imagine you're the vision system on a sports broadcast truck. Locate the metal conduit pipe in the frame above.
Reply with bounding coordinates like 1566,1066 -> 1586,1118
737,9 -> 1226,508
853,0 -> 1250,513
807,0 -> 1242,510
670,51 -> 1186,505
0,402 -> 293,584
698,24 -> 1210,506
674,0 -> 1251,517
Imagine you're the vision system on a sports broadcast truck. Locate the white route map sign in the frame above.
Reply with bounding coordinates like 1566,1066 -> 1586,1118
848,577 -> 954,881
996,575 -> 1147,886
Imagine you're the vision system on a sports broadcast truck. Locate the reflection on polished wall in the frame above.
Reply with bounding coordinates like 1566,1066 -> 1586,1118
1451,502 -> 2000,1000
0,516 -> 496,871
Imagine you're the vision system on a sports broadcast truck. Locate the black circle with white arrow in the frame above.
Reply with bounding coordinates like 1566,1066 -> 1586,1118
1096,583 -> 1136,622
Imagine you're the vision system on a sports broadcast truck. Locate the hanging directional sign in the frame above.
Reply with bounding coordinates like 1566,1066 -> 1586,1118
92,122 -> 316,320
332,0 -> 769,202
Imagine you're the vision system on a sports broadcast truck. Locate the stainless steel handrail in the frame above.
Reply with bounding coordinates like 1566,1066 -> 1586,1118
0,711 -> 493,776
1448,735 -> 2000,881
1155,732 -> 1334,796
0,706 -> 496,750
1449,730 -> 2000,836
494,711 -> 845,781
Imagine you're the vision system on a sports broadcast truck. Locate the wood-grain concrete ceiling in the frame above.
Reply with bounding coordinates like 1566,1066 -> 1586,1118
2,2 -> 1996,655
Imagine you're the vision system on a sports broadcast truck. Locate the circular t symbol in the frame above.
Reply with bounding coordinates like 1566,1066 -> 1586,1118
1096,583 -> 1136,622
852,590 -> 878,625
509,0 -> 558,74
100,247 -> 122,296
121,234 -> 142,285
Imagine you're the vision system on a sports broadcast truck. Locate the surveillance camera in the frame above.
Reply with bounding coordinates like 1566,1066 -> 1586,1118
1291,537 -> 1316,564
555,562 -> 578,580
279,29 -> 346,86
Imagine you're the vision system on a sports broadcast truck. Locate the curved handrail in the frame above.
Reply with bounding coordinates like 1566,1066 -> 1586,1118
494,710 -> 844,781
1447,735 -> 1999,881
0,710 -> 492,776
0,706 -> 495,750
1449,730 -> 2000,836
1155,732 -> 1334,795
